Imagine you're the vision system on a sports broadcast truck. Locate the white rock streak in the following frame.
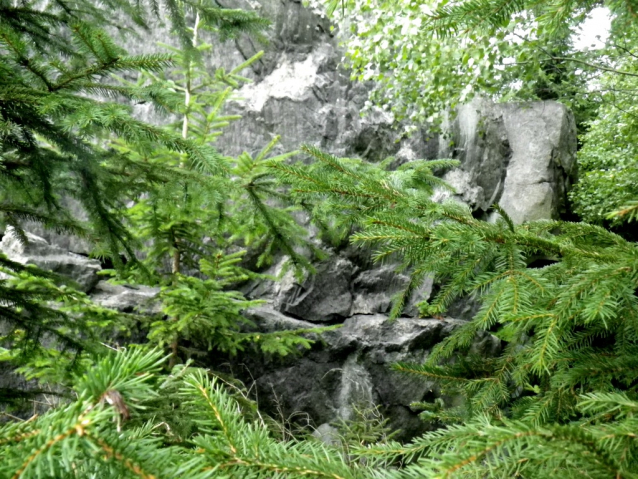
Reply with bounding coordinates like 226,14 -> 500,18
234,49 -> 327,112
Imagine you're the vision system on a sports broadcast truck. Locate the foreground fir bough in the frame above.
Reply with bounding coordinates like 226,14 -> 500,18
4,0 -> 638,476
0,348 -> 368,479
0,0 -> 351,476
272,146 -> 638,478
1,0 -> 317,392
5,145 -> 638,479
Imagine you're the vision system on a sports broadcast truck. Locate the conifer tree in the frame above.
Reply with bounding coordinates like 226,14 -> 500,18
8,0 -> 638,475
5,141 -> 638,478
0,0 -> 221,395
0,347 -> 370,479
272,145 -> 638,478
0,0 -> 316,404
105,11 -> 321,366
1,0 -> 344,473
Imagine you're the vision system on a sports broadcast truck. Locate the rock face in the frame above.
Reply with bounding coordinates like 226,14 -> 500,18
204,0 -> 576,439
242,254 -> 433,322
219,43 -> 404,162
223,308 -> 501,441
437,99 -> 577,223
22,197 -> 92,255
276,256 -> 355,323
0,229 -> 101,292
0,230 -> 162,311
214,4 -> 577,224
91,282 -> 161,314
8,0 -> 578,440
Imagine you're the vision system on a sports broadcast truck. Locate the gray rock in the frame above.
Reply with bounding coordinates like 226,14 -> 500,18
218,313 -> 499,441
218,44 -> 407,163
280,256 -> 353,322
231,0 -> 335,78
436,98 -> 576,224
251,255 -> 354,323
0,229 -> 101,292
9,0 -> 577,442
312,423 -> 342,447
90,281 -> 161,314
498,101 -> 576,223
243,305 -> 318,332
337,355 -> 376,421
0,366 -> 64,421
350,265 -> 403,316
23,197 -> 92,255
211,1 -> 412,162
350,264 -> 434,317
246,257 -> 434,322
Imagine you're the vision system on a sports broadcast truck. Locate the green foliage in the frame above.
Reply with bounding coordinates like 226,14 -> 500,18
0,348 -> 185,479
147,251 -> 322,357
0,0 -> 268,258
103,14 -> 319,365
108,16 -> 312,280
230,137 -> 318,271
0,253 -> 124,402
271,144 -> 458,246
358,396 -> 638,478
13,343 -> 638,479
0,0 -> 270,367
6,140 -> 638,477
310,0 -> 615,128
8,0 -> 638,476
319,0 -> 637,230
1,0 -> 319,412
569,28 -> 638,230
273,145 -> 638,477
331,402 -> 398,460
0,347 -> 369,479
148,252 -> 261,354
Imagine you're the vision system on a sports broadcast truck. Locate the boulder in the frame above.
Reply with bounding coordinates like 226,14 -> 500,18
244,256 -> 355,323
277,256 -> 354,323
497,101 -> 577,223
312,423 -> 342,446
22,197 -> 92,255
350,264 -> 434,317
245,256 -> 434,323
436,98 -> 577,224
243,305 -> 318,332
0,229 -> 101,292
9,0 -> 577,442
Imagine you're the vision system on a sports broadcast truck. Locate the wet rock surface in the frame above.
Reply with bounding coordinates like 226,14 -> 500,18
436,98 -> 577,223
201,1 -> 574,437
90,282 -> 161,315
214,4 -> 577,227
